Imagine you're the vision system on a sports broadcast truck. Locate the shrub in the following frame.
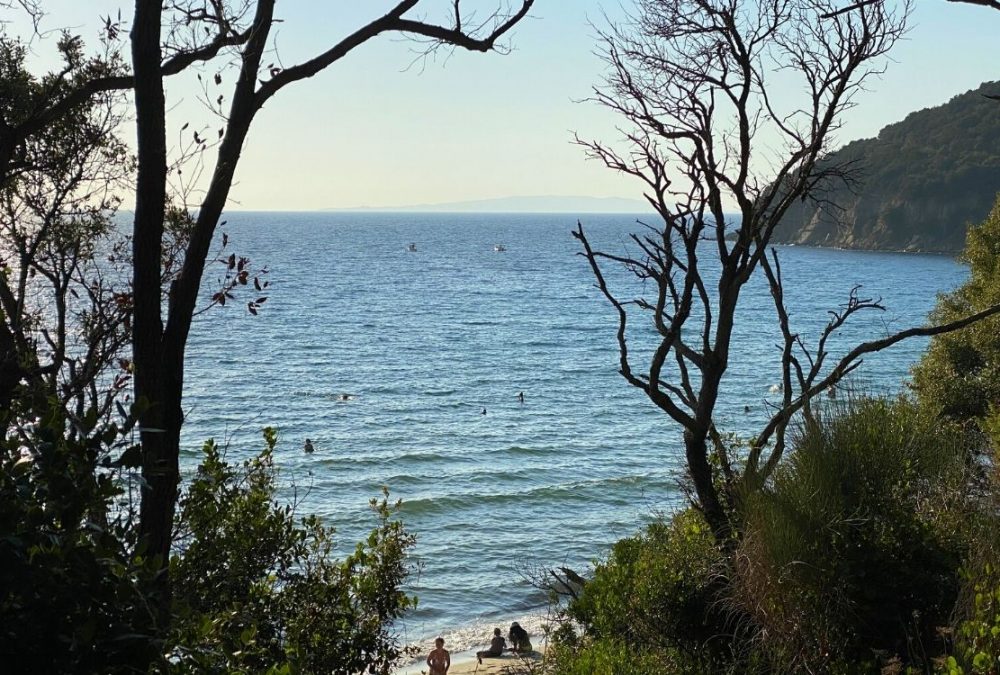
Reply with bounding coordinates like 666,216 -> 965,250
734,397 -> 970,672
552,507 -> 734,673
166,427 -> 417,673
0,404 -> 158,674
912,194 -> 1000,446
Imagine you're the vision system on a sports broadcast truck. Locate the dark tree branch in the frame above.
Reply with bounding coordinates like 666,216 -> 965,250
577,0 -> 913,543
255,0 -> 533,107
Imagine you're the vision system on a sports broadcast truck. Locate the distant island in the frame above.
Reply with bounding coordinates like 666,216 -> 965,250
327,195 -> 649,214
772,80 -> 1000,254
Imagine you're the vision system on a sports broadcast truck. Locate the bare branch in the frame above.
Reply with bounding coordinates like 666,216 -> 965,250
575,0 -> 913,542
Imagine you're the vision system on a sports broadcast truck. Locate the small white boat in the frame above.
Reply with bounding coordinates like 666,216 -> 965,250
493,243 -> 507,252
407,242 -> 417,252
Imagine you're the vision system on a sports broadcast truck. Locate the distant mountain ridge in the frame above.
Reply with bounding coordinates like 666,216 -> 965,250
772,80 -> 1000,254
328,195 -> 649,213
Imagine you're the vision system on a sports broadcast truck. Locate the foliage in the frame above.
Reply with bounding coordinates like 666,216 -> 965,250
774,82 -> 1000,253
947,557 -> 1000,674
0,401 -> 158,674
549,398 -> 984,675
735,397 -> 970,672
0,408 -> 417,674
551,508 -> 733,673
545,636 -> 680,675
167,428 -> 417,674
913,195 -> 1000,444
0,34 -> 132,425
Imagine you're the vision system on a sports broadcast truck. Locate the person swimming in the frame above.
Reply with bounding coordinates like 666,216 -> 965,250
518,391 -> 524,404
303,438 -> 315,454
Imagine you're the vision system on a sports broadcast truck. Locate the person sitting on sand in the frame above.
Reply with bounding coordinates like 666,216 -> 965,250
426,636 -> 450,675
508,621 -> 532,654
476,628 -> 506,664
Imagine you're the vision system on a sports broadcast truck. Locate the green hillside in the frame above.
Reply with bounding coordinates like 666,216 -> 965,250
773,80 -> 1000,253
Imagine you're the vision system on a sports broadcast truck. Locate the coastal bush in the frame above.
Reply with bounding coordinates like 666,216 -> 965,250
550,508 -> 735,673
545,636 -> 681,675
166,427 -> 417,673
549,396 -> 985,674
0,403 -> 159,673
913,194 -> 1000,445
940,461 -> 1000,674
734,397 -> 970,672
1,409 -> 417,674
946,535 -> 1000,674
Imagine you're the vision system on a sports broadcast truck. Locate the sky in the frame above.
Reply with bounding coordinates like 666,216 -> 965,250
7,0 -> 1000,211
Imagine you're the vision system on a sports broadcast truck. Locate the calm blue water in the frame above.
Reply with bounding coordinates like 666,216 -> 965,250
180,211 -> 966,653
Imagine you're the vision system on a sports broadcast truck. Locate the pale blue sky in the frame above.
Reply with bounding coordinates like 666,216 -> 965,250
10,1 -> 1000,210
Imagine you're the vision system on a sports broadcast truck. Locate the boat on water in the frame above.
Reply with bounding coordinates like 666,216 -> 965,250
493,243 -> 507,252
407,242 -> 417,252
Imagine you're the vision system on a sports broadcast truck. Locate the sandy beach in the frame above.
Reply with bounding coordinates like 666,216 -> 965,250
398,648 -> 545,674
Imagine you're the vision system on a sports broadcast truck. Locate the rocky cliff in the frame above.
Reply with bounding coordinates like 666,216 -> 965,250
772,81 -> 1000,254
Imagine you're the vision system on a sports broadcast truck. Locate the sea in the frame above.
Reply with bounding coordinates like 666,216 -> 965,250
178,211 -> 967,662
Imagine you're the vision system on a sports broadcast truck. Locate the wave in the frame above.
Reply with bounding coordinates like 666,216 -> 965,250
399,474 -> 675,517
314,449 -> 451,469
398,611 -> 553,668
483,445 -> 551,458
422,388 -> 458,397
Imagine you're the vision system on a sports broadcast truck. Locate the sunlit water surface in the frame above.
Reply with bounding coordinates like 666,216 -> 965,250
180,211 -> 966,656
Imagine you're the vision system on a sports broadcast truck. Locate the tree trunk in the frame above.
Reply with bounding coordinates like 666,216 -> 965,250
686,428 -> 730,542
131,0 -> 173,580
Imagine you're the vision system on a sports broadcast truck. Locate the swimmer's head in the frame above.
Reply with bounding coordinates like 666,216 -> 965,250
435,637 -> 444,647
494,628 -> 501,636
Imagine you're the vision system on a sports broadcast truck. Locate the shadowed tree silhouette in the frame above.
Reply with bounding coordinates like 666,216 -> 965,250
574,0 -> 1000,544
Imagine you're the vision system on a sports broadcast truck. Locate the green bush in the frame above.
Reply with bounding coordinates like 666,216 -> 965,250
0,403 -> 159,673
1,410 -> 417,674
545,635 -> 680,675
167,427 -> 417,673
940,480 -> 1000,675
735,397 -> 970,672
552,508 -> 733,673
912,194 -> 1000,446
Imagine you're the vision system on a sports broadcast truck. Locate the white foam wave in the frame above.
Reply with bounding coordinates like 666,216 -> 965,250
395,611 -> 551,673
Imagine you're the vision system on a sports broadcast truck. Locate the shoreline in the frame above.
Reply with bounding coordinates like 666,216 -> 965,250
770,240 -> 960,257
396,645 -> 546,675
394,612 -> 551,674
